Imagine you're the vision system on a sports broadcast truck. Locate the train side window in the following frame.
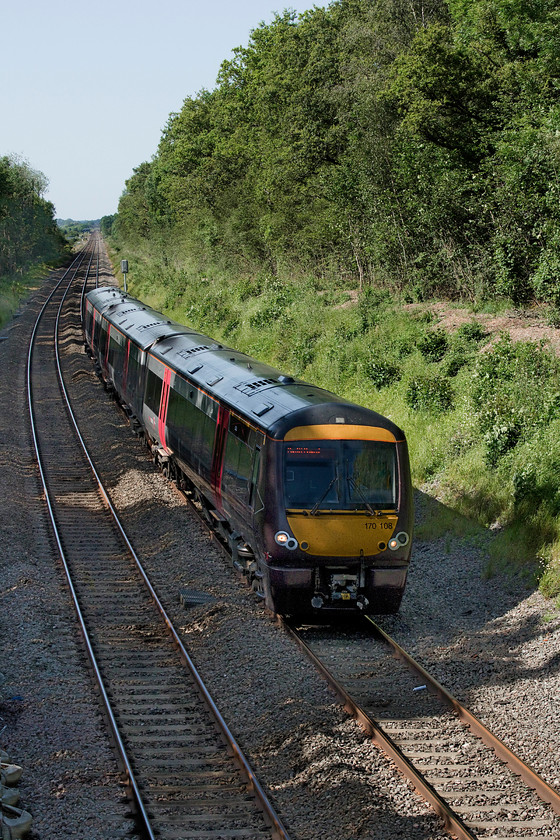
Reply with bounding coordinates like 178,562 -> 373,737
107,331 -> 122,369
145,368 -> 163,414
223,418 -> 256,501
197,406 -> 217,471
249,446 -> 261,508
167,386 -> 201,454
84,304 -> 94,340
229,417 -> 251,444
127,342 -> 141,394
92,311 -> 101,348
98,320 -> 109,360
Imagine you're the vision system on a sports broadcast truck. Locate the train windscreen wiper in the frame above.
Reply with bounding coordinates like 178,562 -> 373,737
346,468 -> 376,516
310,469 -> 339,516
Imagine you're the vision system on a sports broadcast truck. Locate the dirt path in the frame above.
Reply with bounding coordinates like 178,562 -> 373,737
406,301 -> 560,353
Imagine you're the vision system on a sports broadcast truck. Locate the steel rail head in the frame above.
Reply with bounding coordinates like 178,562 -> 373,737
364,615 -> 560,818
280,616 -> 478,840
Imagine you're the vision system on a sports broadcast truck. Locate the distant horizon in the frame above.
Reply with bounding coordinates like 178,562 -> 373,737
56,217 -> 103,224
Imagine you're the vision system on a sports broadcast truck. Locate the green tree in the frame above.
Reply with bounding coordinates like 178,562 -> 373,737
0,155 -> 67,277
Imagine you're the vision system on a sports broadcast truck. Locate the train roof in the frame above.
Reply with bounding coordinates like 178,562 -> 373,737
86,286 -> 405,441
86,285 -> 202,350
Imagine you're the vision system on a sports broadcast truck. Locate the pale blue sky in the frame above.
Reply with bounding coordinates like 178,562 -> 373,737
1,0 -> 314,220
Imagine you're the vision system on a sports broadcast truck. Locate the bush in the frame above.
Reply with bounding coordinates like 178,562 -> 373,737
456,321 -> 487,343
418,328 -> 448,361
539,558 -> 560,600
405,374 -> 454,412
236,276 -> 262,301
291,332 -> 320,370
471,334 -> 560,464
484,420 -> 521,466
511,431 -> 560,516
442,349 -> 469,377
358,287 -> 386,331
366,359 -> 401,388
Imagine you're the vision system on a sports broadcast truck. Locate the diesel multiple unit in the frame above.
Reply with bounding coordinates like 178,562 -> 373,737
83,286 -> 413,616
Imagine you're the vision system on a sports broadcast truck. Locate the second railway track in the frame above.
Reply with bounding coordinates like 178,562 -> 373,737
26,236 -> 290,840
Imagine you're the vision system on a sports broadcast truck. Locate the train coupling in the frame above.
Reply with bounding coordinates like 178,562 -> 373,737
311,571 -> 368,609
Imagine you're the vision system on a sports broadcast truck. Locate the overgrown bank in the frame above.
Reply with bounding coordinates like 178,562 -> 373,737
105,242 -> 560,605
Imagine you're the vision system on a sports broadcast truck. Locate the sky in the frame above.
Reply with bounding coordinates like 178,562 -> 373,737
1,0 -> 314,221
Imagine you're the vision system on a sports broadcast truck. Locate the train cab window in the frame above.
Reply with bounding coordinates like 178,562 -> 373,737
285,445 -> 338,508
346,441 -> 397,507
284,440 -> 397,511
145,368 -> 163,414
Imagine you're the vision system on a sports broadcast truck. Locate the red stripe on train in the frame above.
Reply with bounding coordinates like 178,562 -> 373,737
158,367 -> 172,454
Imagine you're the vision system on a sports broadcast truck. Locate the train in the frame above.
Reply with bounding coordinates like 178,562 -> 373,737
83,286 -> 413,616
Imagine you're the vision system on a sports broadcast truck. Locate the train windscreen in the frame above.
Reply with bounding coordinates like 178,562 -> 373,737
284,440 -> 397,511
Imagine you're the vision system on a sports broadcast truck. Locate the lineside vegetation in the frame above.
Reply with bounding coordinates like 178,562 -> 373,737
104,0 -> 560,604
0,155 -> 69,328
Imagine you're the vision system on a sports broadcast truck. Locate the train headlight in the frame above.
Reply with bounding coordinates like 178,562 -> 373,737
275,531 -> 298,550
388,532 -> 409,550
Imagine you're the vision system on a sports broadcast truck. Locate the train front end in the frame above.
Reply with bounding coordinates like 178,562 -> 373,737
262,411 -> 413,617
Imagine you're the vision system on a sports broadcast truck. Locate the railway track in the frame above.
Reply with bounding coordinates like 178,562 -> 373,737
284,617 -> 560,839
26,235 -> 290,840
28,233 -> 560,839
135,358 -> 560,840
155,443 -> 560,840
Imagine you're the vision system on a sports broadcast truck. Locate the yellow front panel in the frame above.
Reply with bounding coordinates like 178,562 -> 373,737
287,514 -> 397,557
284,424 -> 399,442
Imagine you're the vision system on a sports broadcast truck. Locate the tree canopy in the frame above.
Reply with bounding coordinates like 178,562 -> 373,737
112,0 -> 560,303
0,155 -> 68,278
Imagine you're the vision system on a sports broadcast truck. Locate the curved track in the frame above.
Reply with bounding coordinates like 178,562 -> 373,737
27,235 -> 290,840
32,234 -> 560,839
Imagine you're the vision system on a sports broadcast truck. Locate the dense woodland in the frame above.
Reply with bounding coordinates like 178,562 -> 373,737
0,155 -> 67,281
104,0 -> 560,599
107,0 -> 560,304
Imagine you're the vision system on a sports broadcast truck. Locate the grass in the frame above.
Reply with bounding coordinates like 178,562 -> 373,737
0,270 -> 44,330
414,499 -> 483,542
106,238 -> 560,600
